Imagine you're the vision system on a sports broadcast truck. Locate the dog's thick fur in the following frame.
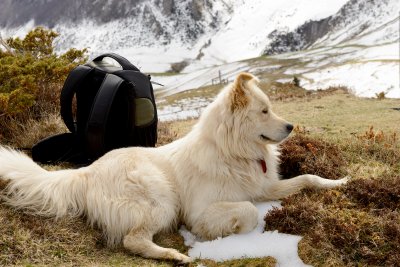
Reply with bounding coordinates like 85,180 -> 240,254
0,73 -> 347,262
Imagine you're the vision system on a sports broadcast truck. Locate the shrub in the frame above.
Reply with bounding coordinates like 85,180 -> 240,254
375,91 -> 386,100
0,27 -> 87,142
292,76 -> 300,87
169,60 -> 189,73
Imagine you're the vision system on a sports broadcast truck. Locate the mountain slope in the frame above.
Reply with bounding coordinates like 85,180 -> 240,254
263,0 -> 399,54
1,0 -> 351,72
0,0 -> 398,98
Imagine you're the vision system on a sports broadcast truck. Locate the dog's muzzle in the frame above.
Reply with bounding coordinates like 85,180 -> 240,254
260,124 -> 293,143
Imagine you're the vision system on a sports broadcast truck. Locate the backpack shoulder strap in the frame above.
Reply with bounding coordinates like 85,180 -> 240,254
85,73 -> 126,159
60,65 -> 93,133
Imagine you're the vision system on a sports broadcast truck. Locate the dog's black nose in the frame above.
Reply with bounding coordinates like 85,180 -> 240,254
286,124 -> 294,132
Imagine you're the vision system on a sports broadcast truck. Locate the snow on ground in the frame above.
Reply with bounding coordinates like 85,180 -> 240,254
156,62 -> 249,96
179,202 -> 309,267
157,97 -> 209,121
155,40 -> 399,121
282,42 -> 400,97
302,62 -> 400,98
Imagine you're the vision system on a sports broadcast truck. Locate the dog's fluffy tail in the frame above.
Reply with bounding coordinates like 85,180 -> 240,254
0,146 -> 87,218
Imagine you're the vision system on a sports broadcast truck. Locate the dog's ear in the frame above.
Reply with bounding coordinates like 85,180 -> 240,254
230,73 -> 256,112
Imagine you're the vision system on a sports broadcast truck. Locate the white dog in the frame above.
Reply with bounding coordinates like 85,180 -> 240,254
0,73 -> 347,263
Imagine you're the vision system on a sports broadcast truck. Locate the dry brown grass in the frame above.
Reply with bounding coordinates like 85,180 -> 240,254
259,81 -> 349,102
265,128 -> 400,267
4,113 -> 67,148
264,177 -> 400,266
156,121 -> 179,147
0,178 -> 184,266
279,131 -> 347,179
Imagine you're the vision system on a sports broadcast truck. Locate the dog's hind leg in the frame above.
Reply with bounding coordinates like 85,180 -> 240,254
123,228 -> 192,263
116,166 -> 191,263
262,174 -> 348,200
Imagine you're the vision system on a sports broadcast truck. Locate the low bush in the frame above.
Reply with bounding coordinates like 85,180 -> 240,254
0,27 -> 87,143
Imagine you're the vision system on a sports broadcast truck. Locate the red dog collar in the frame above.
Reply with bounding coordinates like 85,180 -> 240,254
259,159 -> 267,173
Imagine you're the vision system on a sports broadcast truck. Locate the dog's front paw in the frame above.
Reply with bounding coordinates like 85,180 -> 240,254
318,175 -> 350,189
335,176 -> 351,186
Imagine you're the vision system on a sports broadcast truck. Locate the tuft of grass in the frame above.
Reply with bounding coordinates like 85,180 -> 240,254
375,91 -> 386,100
351,126 -> 399,167
279,132 -> 347,179
5,113 -> 67,148
156,121 -> 178,147
345,176 -> 400,211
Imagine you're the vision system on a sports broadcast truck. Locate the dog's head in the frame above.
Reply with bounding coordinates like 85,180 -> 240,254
200,72 -> 293,158
228,72 -> 293,145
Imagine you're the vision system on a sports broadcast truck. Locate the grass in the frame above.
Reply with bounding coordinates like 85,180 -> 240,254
272,91 -> 400,139
5,114 -> 68,148
265,114 -> 400,266
156,84 -> 224,109
0,87 -> 399,266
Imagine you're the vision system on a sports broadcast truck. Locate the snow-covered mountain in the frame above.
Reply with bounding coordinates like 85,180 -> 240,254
264,0 -> 399,54
0,0 -> 399,99
0,0 -> 229,71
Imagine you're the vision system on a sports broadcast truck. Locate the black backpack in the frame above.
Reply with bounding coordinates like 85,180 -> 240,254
32,53 -> 157,164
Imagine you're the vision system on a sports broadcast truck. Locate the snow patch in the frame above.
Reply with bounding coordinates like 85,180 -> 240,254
302,62 -> 400,98
180,202 -> 309,267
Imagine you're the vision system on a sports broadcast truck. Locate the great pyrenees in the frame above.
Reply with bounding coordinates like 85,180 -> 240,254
0,73 -> 347,263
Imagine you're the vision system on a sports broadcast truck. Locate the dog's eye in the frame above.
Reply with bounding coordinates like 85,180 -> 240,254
262,109 -> 268,114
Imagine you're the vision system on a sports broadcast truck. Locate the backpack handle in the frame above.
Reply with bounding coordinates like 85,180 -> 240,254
93,53 -> 140,71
